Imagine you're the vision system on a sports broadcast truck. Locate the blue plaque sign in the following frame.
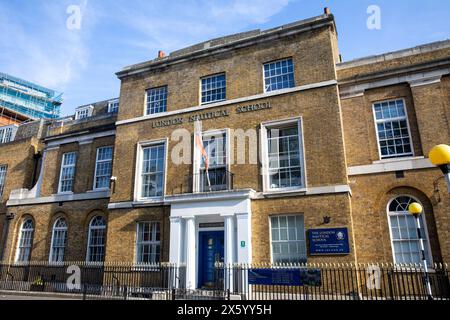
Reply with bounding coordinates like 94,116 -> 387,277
309,228 -> 350,255
248,268 -> 321,286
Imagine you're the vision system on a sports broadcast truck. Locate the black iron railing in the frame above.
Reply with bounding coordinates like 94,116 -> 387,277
215,263 -> 450,300
175,168 -> 234,194
0,262 -> 185,300
1,261 -> 449,300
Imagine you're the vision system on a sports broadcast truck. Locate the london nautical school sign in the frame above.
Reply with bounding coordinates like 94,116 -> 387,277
308,227 -> 350,255
151,101 -> 272,128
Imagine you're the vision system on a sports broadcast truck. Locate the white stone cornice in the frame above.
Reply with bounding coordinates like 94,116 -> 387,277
7,190 -> 110,206
339,67 -> 449,100
408,76 -> 442,88
116,80 -> 338,126
46,130 -> 116,148
348,157 -> 435,176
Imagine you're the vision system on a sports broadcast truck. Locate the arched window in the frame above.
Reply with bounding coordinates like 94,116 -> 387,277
16,218 -> 34,262
87,216 -> 106,262
388,196 -> 432,265
49,218 -> 68,262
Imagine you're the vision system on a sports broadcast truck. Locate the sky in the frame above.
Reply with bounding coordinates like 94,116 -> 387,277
1,0 -> 449,116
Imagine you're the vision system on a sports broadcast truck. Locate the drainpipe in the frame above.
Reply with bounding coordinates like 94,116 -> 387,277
31,152 -> 42,188
0,212 -> 14,262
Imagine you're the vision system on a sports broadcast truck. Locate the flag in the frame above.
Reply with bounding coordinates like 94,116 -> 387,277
194,119 -> 211,190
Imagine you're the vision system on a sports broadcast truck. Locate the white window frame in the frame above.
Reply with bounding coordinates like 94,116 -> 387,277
269,214 -> 307,264
193,128 -> 230,193
75,105 -> 94,120
134,139 -> 168,202
145,86 -> 168,115
86,216 -> 107,262
15,218 -> 34,263
58,152 -> 77,194
0,125 -> 18,144
263,57 -> 295,93
260,117 -> 307,193
387,195 -> 433,266
107,99 -> 119,113
372,98 -> 414,160
200,73 -> 226,105
0,164 -> 7,199
93,146 -> 114,190
135,221 -> 161,264
49,217 -> 68,263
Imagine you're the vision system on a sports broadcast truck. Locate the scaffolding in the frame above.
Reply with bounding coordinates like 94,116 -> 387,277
0,72 -> 62,121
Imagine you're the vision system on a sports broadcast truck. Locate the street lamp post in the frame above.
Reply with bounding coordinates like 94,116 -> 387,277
429,144 -> 450,194
408,202 -> 433,300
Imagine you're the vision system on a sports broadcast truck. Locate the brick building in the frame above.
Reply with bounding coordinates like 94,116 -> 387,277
0,11 -> 448,290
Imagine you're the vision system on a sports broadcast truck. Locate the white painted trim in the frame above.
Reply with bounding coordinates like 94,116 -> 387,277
14,218 -> 34,263
260,116 -> 307,193
386,195 -> 433,266
86,216 -> 107,262
116,80 -> 338,126
48,217 -> 68,263
262,57 -> 295,93
372,98 -> 415,160
92,145 -> 114,191
192,128 -> 230,193
7,190 -> 110,206
75,105 -> 94,120
57,152 -> 77,194
134,138 -> 169,202
199,73 -> 227,106
46,130 -> 116,148
348,158 -> 434,176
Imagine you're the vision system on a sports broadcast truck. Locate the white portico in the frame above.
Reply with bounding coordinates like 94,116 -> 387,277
165,189 -> 254,289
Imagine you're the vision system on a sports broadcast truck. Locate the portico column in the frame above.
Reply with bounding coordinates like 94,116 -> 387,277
184,216 -> 196,289
221,213 -> 235,292
169,217 -> 183,288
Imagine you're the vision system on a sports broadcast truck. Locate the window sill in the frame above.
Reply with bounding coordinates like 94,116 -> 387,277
133,197 -> 164,206
88,188 -> 110,193
263,187 -> 307,197
373,156 -> 422,164
56,191 -> 74,195
200,99 -> 226,106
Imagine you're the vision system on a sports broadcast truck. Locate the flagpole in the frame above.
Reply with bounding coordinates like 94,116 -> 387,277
194,119 -> 212,192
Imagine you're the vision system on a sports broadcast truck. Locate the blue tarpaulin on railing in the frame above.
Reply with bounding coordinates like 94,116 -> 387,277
248,268 -> 321,286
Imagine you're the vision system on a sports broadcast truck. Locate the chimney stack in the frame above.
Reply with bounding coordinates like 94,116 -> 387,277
324,7 -> 331,15
158,50 -> 165,59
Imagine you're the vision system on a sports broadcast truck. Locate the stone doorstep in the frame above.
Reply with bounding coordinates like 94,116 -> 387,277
0,289 -> 83,300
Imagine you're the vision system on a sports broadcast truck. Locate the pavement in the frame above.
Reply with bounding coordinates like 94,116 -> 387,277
0,290 -> 82,300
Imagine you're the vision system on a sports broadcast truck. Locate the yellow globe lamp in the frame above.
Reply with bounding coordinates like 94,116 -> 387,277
429,144 -> 450,166
429,144 -> 450,194
408,202 -> 423,217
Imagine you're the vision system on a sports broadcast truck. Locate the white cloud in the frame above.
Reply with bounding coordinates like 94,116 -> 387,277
0,0 -> 92,91
107,0 -> 292,54
209,0 -> 291,24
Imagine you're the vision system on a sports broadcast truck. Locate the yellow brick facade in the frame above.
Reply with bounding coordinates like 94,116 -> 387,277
0,13 -> 449,282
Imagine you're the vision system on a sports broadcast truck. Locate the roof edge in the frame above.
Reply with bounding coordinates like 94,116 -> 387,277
116,13 -> 335,79
337,39 -> 450,70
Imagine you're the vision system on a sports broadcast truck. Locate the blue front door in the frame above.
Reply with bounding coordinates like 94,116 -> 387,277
198,231 -> 224,288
